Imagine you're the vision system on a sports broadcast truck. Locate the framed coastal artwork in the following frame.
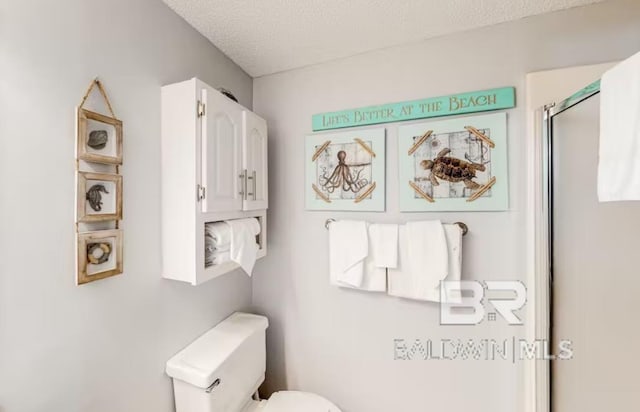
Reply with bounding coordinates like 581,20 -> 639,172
76,172 -> 123,222
77,108 -> 123,165
76,229 -> 123,285
305,128 -> 386,211
398,112 -> 508,212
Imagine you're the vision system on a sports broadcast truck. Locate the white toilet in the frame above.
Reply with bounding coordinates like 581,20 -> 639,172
166,312 -> 342,412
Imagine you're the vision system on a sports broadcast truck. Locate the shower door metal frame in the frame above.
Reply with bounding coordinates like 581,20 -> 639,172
537,79 -> 601,412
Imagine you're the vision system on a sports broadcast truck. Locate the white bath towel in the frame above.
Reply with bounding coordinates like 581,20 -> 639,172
205,222 -> 231,248
205,251 -> 231,267
440,224 -> 463,304
598,51 -> 640,201
330,223 -> 387,292
388,221 -> 450,302
213,243 -> 230,253
205,236 -> 230,254
329,220 -> 368,288
369,224 -> 399,269
227,218 -> 261,276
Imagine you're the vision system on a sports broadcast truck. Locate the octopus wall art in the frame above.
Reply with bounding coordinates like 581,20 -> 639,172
305,129 -> 386,211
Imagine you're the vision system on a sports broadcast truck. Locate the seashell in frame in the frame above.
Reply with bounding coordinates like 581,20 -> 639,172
87,130 -> 108,150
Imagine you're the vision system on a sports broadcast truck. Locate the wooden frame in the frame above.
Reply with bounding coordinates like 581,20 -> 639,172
77,229 -> 123,285
305,128 -> 386,211
398,113 -> 508,212
77,172 -> 123,222
77,108 -> 123,165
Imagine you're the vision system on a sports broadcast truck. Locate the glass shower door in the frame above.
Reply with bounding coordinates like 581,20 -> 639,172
549,92 -> 640,411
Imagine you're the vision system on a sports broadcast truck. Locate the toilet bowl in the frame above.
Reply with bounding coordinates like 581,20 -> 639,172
166,312 -> 342,412
243,391 -> 340,412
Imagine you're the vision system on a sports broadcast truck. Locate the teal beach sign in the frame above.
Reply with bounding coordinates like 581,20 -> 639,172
312,87 -> 515,131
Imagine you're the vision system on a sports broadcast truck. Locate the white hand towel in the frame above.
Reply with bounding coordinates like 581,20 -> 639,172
330,223 -> 387,292
205,237 -> 230,254
388,221 -> 449,302
598,50 -> 640,201
205,251 -> 232,267
406,220 -> 448,290
369,224 -> 399,268
440,224 -> 463,304
329,220 -> 368,288
205,222 -> 232,247
213,243 -> 230,253
227,218 -> 261,276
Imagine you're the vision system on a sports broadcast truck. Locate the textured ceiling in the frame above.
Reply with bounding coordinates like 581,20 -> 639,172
163,0 -> 606,77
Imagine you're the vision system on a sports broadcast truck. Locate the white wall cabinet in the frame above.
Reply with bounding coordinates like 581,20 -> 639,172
201,87 -> 244,213
242,110 -> 268,210
161,78 -> 268,285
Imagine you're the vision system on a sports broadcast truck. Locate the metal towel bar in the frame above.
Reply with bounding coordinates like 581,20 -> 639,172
324,218 -> 468,236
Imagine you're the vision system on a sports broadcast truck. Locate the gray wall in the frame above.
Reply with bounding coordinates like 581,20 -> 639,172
0,1 -> 253,411
251,1 -> 640,412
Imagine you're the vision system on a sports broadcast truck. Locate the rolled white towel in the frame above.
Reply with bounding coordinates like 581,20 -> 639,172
205,238 -> 230,254
205,250 -> 232,267
205,222 -> 231,248
205,220 -> 258,269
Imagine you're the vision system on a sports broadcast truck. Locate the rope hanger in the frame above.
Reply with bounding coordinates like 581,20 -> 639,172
78,77 -> 117,119
76,77 -> 121,230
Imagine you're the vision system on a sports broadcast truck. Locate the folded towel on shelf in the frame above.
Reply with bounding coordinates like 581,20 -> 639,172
205,241 -> 230,253
598,51 -> 640,201
369,224 -> 399,269
205,222 -> 232,247
388,220 -> 450,302
205,251 -> 232,268
205,222 -> 232,268
212,243 -> 230,253
329,220 -> 368,288
227,218 -> 261,276
205,236 -> 230,254
330,223 -> 387,292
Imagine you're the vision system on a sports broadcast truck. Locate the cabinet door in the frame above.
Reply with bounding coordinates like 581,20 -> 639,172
200,87 -> 243,213
242,111 -> 268,210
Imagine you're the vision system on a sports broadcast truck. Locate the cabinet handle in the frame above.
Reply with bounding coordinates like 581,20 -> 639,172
240,169 -> 248,199
252,170 -> 257,200
247,170 -> 254,199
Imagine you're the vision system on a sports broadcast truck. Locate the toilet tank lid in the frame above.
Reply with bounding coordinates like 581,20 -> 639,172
166,312 -> 268,388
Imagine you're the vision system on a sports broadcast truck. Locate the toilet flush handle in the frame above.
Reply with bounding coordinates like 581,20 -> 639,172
205,378 -> 221,393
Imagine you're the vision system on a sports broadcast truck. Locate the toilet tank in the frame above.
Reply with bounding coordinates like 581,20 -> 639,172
166,312 -> 268,412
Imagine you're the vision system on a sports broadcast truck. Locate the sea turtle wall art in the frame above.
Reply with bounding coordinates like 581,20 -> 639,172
399,112 -> 508,212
